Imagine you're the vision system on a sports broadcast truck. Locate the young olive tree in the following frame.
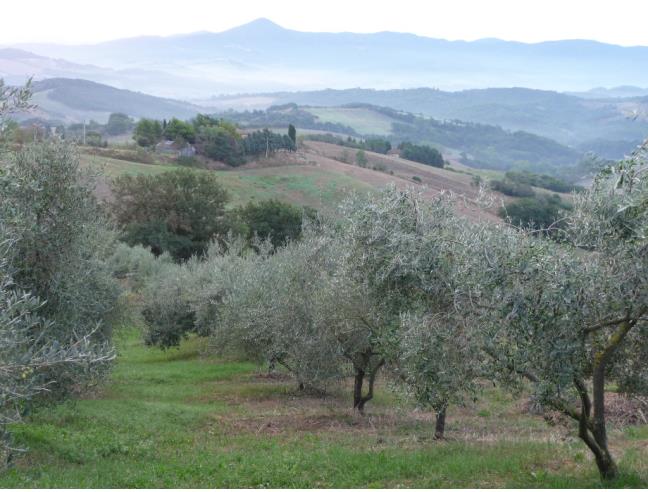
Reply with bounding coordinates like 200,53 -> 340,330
205,235 -> 344,392
141,258 -> 202,349
468,142 -> 648,479
302,222 -> 387,413
339,187 -> 482,431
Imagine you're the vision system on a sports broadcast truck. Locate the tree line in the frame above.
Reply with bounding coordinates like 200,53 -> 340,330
133,115 -> 296,166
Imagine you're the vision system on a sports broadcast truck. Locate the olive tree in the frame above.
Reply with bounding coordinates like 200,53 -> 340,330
0,139 -> 121,466
1,143 -> 121,342
467,141 -> 648,480
0,256 -> 114,467
303,223 -> 387,413
204,235 -> 344,392
0,123 -> 119,467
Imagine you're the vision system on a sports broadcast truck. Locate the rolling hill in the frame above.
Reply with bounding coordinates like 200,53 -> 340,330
219,103 -> 582,174
204,87 -> 648,159
11,18 -> 648,98
17,78 -> 203,123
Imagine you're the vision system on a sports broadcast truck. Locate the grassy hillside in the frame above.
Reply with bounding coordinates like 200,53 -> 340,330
1,329 -> 645,488
81,143 -> 502,222
82,152 -> 373,213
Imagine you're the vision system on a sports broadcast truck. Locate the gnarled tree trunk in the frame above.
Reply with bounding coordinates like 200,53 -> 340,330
353,359 -> 385,415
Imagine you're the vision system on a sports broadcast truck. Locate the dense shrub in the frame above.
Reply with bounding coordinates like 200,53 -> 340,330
504,170 -> 582,193
364,138 -> 392,154
105,113 -> 134,136
489,179 -> 536,197
141,259 -> 201,349
132,118 -> 163,147
163,118 -> 196,144
197,124 -> 244,166
108,242 -> 173,289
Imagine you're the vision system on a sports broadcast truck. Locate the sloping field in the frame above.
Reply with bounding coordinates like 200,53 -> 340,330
303,141 -> 504,221
81,152 -> 372,213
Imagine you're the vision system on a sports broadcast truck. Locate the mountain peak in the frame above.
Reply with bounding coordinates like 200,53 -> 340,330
225,18 -> 286,34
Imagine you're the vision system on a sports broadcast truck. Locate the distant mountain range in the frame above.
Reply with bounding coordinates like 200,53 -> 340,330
4,18 -> 648,98
567,86 -> 648,99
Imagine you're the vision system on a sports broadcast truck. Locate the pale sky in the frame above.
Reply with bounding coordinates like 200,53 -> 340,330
2,0 -> 648,46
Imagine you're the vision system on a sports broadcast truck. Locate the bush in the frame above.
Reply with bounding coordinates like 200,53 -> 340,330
141,260 -> 200,349
499,194 -> 571,230
163,118 -> 196,144
355,150 -> 368,167
108,242 -> 173,289
364,138 -> 392,154
489,179 -> 536,197
176,155 -> 200,167
133,119 -> 162,147
105,113 -> 134,136
504,170 -> 582,193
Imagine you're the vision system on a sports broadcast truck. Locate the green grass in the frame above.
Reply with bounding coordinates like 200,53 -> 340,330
307,107 -> 396,135
82,154 -> 175,178
212,166 -> 372,210
1,329 -> 646,488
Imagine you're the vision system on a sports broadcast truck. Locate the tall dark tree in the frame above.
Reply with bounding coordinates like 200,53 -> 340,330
288,124 -> 297,146
105,113 -> 134,136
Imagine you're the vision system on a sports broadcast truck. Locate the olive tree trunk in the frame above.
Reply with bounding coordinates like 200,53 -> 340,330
353,359 -> 385,415
434,406 -> 447,440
